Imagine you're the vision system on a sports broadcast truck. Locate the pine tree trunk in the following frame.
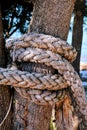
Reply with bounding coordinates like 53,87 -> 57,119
29,0 -> 75,40
12,0 -> 76,130
0,5 -> 12,130
55,94 -> 74,130
72,0 -> 85,74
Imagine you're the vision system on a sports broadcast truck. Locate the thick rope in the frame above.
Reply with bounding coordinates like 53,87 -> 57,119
0,33 -> 86,127
6,33 -> 77,62
15,87 -> 67,105
0,68 -> 68,90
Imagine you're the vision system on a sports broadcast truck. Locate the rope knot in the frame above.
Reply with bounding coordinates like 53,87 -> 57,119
0,33 -> 87,126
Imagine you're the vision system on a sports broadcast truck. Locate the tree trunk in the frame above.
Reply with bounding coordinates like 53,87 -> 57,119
55,94 -> 74,130
0,4 -> 12,130
72,0 -> 85,74
29,0 -> 75,40
12,0 -> 76,130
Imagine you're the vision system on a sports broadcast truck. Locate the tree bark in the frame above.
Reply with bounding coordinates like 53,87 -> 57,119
12,0 -> 76,130
13,91 -> 52,130
29,0 -> 75,40
72,0 -> 85,74
0,4 -> 12,130
55,94 -> 74,130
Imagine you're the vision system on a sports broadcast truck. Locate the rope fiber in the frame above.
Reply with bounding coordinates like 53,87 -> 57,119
0,33 -> 87,127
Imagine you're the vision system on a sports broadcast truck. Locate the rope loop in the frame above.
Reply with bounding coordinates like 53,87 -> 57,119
0,33 -> 86,127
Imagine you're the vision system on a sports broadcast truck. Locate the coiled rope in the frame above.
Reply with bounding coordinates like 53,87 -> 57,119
0,33 -> 87,127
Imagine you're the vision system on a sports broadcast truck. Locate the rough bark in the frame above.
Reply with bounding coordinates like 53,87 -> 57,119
29,0 -> 75,40
12,0 -> 76,130
0,6 -> 6,67
13,91 -> 52,130
0,4 -> 12,130
55,94 -> 74,130
72,0 -> 85,74
23,0 -> 35,4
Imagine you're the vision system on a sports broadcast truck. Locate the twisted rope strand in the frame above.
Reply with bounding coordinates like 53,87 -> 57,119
6,33 -> 77,62
0,68 -> 68,90
15,87 -> 67,105
9,46 -> 87,126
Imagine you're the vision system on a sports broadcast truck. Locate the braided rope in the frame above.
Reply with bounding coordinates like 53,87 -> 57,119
6,33 -> 77,62
0,68 -> 68,90
0,33 -> 86,127
15,87 -> 67,105
9,46 -> 87,126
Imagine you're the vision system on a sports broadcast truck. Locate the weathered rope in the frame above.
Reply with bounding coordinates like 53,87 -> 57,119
15,87 -> 67,105
6,33 -> 77,62
0,33 -> 87,127
0,68 -> 68,90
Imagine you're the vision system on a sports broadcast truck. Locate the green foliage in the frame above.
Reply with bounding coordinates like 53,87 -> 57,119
1,0 -> 87,38
1,0 -> 33,38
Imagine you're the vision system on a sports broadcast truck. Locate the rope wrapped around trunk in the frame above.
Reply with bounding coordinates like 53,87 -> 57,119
0,33 -> 87,127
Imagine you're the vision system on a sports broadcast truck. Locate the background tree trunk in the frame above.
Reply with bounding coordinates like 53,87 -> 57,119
12,0 -> 76,130
72,0 -> 85,74
0,4 -> 12,130
29,0 -> 75,40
